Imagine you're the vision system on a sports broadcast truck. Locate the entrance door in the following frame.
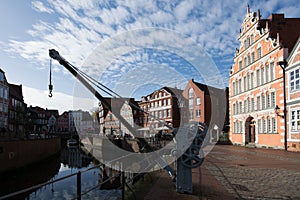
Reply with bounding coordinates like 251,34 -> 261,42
245,116 -> 255,144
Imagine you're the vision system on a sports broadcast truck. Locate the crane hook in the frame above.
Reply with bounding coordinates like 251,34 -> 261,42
48,58 -> 53,98
48,85 -> 53,97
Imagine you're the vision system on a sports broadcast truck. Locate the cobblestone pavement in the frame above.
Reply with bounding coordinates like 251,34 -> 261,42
202,145 -> 300,200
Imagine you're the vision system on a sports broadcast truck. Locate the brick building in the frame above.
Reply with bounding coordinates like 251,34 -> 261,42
229,6 -> 300,149
138,87 -> 183,137
286,37 -> 300,151
182,79 -> 228,142
27,106 -> 48,133
98,97 -> 140,137
56,111 -> 69,132
98,97 -> 112,135
8,84 -> 27,135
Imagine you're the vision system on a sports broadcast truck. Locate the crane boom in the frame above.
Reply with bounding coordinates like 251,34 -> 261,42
49,49 -> 151,151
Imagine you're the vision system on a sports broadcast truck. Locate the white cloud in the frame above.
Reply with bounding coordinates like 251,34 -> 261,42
32,1 -> 53,13
3,0 -> 300,94
23,85 -> 96,114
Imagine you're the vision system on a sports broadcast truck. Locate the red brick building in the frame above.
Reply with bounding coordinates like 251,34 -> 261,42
8,84 -> 27,135
229,6 -> 300,149
56,111 -> 69,132
182,79 -> 228,142
138,87 -> 182,137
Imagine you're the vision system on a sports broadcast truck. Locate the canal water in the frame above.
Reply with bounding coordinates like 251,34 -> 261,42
0,141 -> 121,200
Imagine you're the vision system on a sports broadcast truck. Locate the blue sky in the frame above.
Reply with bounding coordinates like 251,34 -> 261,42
1,0 -> 300,113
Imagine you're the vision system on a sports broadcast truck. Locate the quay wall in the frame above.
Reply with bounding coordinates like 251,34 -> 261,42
0,137 -> 61,173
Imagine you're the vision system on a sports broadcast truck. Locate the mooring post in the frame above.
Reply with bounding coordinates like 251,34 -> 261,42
77,171 -> 81,200
122,171 -> 125,200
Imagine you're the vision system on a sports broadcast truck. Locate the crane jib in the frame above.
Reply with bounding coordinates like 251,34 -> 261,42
48,49 -> 153,151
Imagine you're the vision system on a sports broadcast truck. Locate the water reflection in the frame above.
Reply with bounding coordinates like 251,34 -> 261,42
0,141 -> 121,200
0,153 -> 61,199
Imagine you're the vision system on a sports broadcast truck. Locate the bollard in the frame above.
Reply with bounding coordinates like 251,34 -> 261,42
122,171 -> 125,200
77,171 -> 81,200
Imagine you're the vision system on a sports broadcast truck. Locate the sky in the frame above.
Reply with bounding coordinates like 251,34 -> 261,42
0,0 -> 300,114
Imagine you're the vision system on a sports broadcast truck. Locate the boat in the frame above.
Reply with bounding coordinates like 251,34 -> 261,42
67,138 -> 78,147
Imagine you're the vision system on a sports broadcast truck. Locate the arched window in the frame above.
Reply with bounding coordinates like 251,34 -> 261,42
188,88 -> 194,98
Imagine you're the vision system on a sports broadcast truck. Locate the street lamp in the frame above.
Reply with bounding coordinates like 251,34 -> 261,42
277,59 -> 287,151
274,105 -> 284,118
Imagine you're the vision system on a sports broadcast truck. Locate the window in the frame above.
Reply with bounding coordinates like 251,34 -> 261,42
189,110 -> 193,120
250,34 -> 254,44
257,96 -> 261,110
261,67 -> 265,85
196,98 -> 201,105
270,62 -> 275,81
256,69 -> 260,86
234,122 -> 237,133
232,82 -> 236,95
240,121 -> 243,133
248,99 -> 251,113
247,74 -> 250,90
272,118 -> 277,133
291,110 -> 300,132
290,68 -> 300,92
251,52 -> 255,63
167,99 -> 171,105
243,76 -> 247,91
239,102 -> 243,113
267,93 -> 271,109
244,100 -> 247,113
265,64 -> 269,83
263,119 -> 267,133
251,98 -> 255,111
196,109 -> 201,117
244,57 -> 248,67
238,79 -> 242,93
250,73 -> 254,89
268,118 -> 272,133
262,95 -> 266,110
239,61 -> 242,70
271,92 -> 275,108
233,103 -> 236,115
189,98 -> 194,109
257,47 -> 262,59
188,88 -> 194,98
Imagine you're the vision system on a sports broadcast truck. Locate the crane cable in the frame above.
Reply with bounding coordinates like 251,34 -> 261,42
67,62 -> 172,130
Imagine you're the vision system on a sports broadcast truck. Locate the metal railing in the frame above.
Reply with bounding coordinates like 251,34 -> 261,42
0,164 -> 126,200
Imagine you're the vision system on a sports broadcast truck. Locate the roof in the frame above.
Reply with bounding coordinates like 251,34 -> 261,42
256,13 -> 300,53
287,36 -> 300,65
191,79 -> 224,96
9,84 -> 23,101
45,109 -> 59,118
